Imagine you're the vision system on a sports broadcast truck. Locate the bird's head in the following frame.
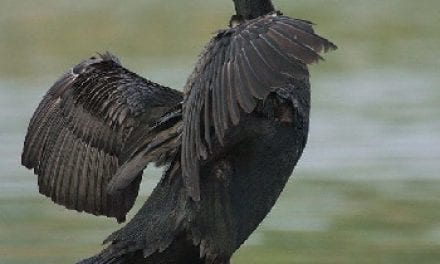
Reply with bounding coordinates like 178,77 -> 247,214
229,14 -> 244,28
232,0 -> 275,20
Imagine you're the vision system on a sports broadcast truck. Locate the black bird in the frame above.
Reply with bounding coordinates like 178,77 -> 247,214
21,0 -> 336,263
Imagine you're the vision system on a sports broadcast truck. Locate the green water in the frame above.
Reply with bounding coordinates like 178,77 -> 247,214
1,0 -> 439,263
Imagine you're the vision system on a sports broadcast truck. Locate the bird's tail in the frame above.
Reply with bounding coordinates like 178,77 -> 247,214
77,172 -> 202,264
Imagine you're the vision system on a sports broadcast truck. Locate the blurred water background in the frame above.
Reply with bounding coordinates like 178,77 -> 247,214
1,0 -> 439,263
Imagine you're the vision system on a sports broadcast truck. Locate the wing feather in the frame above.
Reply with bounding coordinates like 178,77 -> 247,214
54,129 -> 72,203
59,131 -> 77,206
226,61 -> 240,126
240,44 -> 271,99
213,63 -> 225,142
49,127 -> 68,199
203,84 -> 212,153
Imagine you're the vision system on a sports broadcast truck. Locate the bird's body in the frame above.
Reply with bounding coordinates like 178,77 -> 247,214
21,1 -> 336,263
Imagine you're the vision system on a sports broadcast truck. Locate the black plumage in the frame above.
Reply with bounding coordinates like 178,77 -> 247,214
22,53 -> 183,222
21,0 -> 336,263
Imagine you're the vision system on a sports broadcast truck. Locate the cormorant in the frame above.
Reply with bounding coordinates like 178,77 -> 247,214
21,0 -> 336,263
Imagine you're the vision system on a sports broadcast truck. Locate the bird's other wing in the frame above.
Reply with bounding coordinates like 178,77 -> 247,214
22,52 -> 183,222
182,14 -> 337,200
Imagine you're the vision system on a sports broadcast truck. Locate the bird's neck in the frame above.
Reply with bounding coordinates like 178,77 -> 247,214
233,0 -> 275,20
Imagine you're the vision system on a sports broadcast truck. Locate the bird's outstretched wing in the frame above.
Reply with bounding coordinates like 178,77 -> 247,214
182,14 -> 337,200
22,53 -> 183,222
